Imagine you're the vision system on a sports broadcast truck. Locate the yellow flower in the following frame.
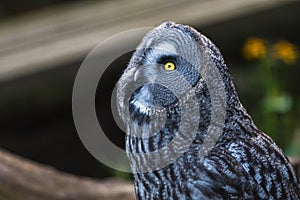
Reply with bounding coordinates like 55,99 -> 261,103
243,38 -> 266,60
272,41 -> 298,64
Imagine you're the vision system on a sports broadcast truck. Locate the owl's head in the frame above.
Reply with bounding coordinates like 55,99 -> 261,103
116,21 -> 243,172
117,21 -> 235,130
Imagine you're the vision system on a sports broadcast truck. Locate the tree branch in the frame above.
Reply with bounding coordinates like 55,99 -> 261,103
0,149 -> 135,200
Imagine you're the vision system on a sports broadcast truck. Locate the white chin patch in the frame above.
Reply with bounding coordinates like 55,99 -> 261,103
132,99 -> 151,114
131,86 -> 152,114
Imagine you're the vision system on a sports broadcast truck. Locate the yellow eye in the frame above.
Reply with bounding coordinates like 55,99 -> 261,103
163,62 -> 176,71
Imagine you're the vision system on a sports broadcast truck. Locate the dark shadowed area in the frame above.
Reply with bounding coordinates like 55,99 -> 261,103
0,0 -> 299,183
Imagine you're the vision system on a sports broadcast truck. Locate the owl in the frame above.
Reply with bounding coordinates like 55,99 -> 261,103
116,21 -> 300,199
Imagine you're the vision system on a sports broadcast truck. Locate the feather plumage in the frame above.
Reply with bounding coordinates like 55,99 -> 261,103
117,21 -> 300,199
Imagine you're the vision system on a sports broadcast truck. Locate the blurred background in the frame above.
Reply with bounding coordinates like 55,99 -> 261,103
0,0 -> 299,180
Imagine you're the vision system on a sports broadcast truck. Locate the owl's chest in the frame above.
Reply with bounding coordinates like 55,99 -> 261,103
133,160 -> 198,200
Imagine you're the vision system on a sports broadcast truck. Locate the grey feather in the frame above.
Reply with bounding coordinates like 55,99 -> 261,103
116,21 -> 300,200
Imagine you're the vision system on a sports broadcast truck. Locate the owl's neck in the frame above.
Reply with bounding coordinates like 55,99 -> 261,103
125,85 -> 212,172
125,84 -> 258,172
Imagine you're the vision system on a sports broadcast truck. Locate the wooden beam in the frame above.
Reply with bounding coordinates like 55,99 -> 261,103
0,0 -> 296,82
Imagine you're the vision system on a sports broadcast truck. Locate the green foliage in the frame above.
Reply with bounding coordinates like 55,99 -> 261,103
242,38 -> 299,155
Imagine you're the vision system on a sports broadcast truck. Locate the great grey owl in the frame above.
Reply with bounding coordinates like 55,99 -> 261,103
116,21 -> 300,199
